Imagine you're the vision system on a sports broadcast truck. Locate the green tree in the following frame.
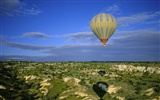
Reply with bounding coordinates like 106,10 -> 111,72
0,66 -> 38,100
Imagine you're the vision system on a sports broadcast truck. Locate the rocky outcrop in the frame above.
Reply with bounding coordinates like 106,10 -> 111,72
111,65 -> 160,74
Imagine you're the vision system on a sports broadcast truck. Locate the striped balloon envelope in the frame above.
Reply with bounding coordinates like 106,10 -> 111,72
90,13 -> 117,46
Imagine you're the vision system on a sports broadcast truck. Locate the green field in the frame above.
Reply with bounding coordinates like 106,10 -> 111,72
0,61 -> 160,100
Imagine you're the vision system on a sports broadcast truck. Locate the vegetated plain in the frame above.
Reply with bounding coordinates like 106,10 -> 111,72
0,60 -> 160,100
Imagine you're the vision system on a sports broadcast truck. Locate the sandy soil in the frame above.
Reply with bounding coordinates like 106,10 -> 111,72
108,85 -> 121,94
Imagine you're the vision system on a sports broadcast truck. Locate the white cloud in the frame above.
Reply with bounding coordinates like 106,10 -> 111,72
7,31 -> 98,44
65,32 -> 97,42
1,37 -> 159,61
117,11 -> 160,27
146,19 -> 160,25
23,32 -> 52,38
102,4 -> 120,15
0,0 -> 42,16
1,28 -> 159,61
112,29 -> 159,43
20,31 -> 98,44
0,38 -> 54,50
20,8 -> 42,16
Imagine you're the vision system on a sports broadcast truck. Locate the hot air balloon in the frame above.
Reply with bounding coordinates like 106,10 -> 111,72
90,13 -> 117,46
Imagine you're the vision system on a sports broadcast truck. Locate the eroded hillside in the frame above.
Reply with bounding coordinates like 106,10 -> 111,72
0,61 -> 160,100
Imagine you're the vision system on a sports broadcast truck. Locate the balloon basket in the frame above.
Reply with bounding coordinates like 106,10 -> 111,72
102,44 -> 106,47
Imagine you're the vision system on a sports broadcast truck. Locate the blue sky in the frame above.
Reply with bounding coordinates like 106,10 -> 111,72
0,0 -> 159,62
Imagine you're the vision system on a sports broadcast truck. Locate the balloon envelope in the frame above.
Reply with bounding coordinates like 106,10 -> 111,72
90,13 -> 117,46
